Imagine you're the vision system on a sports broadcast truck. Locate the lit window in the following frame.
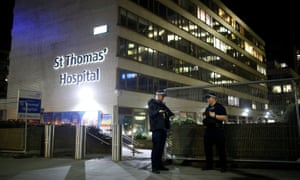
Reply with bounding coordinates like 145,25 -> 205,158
283,84 -> 292,93
252,103 -> 256,110
210,72 -> 221,79
272,85 -> 282,93
264,104 -> 269,110
205,14 -> 212,26
257,65 -> 266,75
280,63 -> 288,68
197,7 -> 206,22
121,73 -> 137,80
228,96 -> 239,106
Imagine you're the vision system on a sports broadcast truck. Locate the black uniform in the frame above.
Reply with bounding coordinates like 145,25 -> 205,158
203,102 -> 227,170
148,98 -> 174,172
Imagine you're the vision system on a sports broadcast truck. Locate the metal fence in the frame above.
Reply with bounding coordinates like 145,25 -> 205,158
1,78 -> 300,163
165,78 -> 300,162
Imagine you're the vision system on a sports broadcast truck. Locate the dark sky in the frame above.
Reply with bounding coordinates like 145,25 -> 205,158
221,0 -> 299,67
0,1 -> 15,55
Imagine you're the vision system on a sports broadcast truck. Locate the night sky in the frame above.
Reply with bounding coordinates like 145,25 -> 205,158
0,1 -> 15,56
221,0 -> 299,67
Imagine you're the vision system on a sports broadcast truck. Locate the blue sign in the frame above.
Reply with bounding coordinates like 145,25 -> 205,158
18,98 -> 41,114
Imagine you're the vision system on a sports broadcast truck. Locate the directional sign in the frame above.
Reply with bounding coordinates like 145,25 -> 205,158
17,89 -> 42,120
18,98 -> 41,114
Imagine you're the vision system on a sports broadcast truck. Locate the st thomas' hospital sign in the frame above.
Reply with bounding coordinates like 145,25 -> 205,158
53,48 -> 108,86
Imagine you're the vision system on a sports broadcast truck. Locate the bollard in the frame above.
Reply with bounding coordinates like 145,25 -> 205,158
75,125 -> 86,160
112,105 -> 122,161
44,124 -> 54,158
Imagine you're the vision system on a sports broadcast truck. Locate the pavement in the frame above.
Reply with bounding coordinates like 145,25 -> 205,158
0,154 -> 300,180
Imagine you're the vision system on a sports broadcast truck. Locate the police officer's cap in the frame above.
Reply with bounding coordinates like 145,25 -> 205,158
156,90 -> 167,97
205,92 -> 216,99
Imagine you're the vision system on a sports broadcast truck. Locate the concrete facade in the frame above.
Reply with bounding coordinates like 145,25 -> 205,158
7,0 -> 119,119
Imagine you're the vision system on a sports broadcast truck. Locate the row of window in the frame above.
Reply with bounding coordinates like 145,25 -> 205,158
129,0 -> 265,72
177,0 -> 265,54
117,67 -> 268,111
117,68 -> 185,94
119,7 -> 265,81
118,38 -> 235,83
272,84 -> 292,93
118,37 -> 268,99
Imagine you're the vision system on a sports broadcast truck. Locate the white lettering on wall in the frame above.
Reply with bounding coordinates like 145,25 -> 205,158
53,48 -> 108,70
53,48 -> 108,86
60,68 -> 100,86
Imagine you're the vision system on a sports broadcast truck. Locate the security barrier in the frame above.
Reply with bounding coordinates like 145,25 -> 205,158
1,78 -> 299,163
165,78 -> 300,162
0,124 -> 112,159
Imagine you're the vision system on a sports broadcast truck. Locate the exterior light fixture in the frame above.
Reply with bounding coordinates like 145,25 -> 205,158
93,24 -> 108,35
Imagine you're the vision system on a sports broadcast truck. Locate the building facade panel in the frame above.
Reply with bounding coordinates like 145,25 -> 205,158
7,0 -> 119,119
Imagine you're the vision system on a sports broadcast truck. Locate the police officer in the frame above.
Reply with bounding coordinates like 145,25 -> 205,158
148,90 -> 174,174
202,92 -> 228,172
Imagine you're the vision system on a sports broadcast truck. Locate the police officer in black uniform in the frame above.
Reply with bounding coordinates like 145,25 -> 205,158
202,92 -> 228,172
148,90 -> 174,174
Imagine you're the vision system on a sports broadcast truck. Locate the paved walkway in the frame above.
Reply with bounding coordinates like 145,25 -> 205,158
0,155 -> 299,180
